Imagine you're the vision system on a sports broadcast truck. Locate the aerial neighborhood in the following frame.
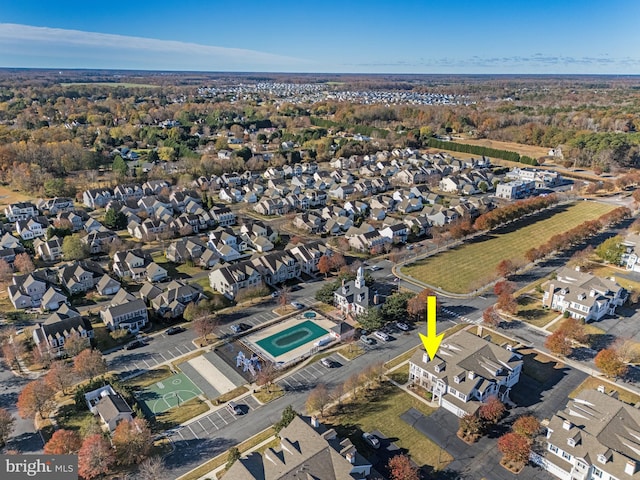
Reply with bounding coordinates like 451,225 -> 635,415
0,72 -> 640,480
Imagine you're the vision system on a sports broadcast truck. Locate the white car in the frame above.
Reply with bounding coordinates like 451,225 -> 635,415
362,432 -> 380,449
291,302 -> 304,310
396,322 -> 410,331
373,331 -> 390,342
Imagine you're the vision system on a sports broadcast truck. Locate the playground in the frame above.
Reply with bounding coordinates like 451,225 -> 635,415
136,372 -> 203,417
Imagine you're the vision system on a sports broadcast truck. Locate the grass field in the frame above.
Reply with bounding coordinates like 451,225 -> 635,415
516,294 -> 560,328
326,382 -> 452,471
457,137 -> 550,159
402,202 -> 615,294
60,82 -> 160,88
0,185 -> 31,209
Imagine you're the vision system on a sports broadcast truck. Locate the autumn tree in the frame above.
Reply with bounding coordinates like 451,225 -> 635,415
193,315 -> 218,343
277,286 -> 291,307
494,280 -> 515,296
73,349 -> 107,380
0,408 -> 15,448
318,255 -> 331,277
14,253 -> 35,274
496,292 -> 518,315
406,288 -> 438,321
478,396 -> 505,425
255,362 -> 278,393
497,432 -> 531,464
137,456 -> 167,480
112,418 -> 153,465
0,259 -> 12,286
45,360 -> 76,395
388,454 -> 419,480
17,379 -> 56,419
78,434 -> 115,480
496,259 -> 516,278
458,413 -> 482,438
482,306 -> 501,327
44,429 -> 82,454
594,348 -> 628,379
512,415 -> 541,440
305,383 -> 330,417
64,333 -> 89,358
330,252 -> 346,272
545,330 -> 573,356
557,317 -> 588,345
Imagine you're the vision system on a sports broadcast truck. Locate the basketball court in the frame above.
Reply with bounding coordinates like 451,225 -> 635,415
136,372 -> 203,417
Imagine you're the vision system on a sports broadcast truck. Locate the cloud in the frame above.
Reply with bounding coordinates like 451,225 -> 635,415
0,23 -> 307,70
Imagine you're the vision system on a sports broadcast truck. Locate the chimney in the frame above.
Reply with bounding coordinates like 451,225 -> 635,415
346,452 -> 356,464
563,420 -> 573,431
626,460 -> 638,475
477,325 -> 483,337
468,371 -> 476,380
597,385 -> 606,393
311,415 -> 319,428
544,283 -> 555,308
590,289 -> 596,297
423,352 -> 430,363
373,294 -> 379,305
575,265 -> 581,272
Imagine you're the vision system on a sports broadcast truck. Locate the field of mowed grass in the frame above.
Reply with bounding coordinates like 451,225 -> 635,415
402,202 -> 615,294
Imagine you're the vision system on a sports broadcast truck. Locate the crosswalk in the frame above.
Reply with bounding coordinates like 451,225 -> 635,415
441,307 -> 481,325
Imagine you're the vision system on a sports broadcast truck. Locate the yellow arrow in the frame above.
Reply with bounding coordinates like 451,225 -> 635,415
419,296 -> 443,361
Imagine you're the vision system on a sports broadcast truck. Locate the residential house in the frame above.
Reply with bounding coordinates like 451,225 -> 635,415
495,180 -> 535,200
82,229 -> 118,255
209,261 -> 263,299
542,267 -> 627,322
57,260 -> 104,295
225,415 -> 372,480
16,216 -> 48,240
38,197 -> 74,215
85,385 -> 134,433
57,211 -> 86,232
621,232 -> 640,272
8,272 -> 49,309
379,223 -> 409,244
538,389 -> 640,480
254,198 -> 287,216
252,251 -> 300,286
409,330 -> 523,418
113,184 -> 144,202
112,250 -> 167,283
150,280 -> 201,318
95,275 -> 121,296
210,206 -> 236,227
101,298 -> 149,332
166,236 -> 207,263
288,241 -> 334,275
35,236 -> 64,262
40,287 -> 69,312
348,230 -> 390,253
32,306 -> 92,357
0,232 -> 22,250
129,218 -> 170,240
5,202 -> 38,222
83,188 -> 113,209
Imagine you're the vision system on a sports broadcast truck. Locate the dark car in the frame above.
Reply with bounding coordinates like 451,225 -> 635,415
125,339 -> 146,350
231,323 -> 252,334
165,326 -> 185,335
290,285 -> 303,292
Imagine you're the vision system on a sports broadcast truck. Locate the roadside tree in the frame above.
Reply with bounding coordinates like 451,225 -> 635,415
17,379 -> 56,419
73,349 -> 107,380
388,454 -> 420,480
78,434 -> 115,480
594,348 -> 628,379
497,432 -> 531,464
0,408 -> 15,448
44,429 -> 82,454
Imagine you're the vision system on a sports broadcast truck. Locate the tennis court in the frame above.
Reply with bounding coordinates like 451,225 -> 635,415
136,372 -> 203,416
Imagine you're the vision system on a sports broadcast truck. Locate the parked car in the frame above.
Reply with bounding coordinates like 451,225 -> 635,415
373,331 -> 390,342
290,285 -> 303,292
291,301 -> 305,310
395,322 -> 410,331
360,335 -> 376,346
165,326 -> 185,335
321,358 -> 336,368
125,339 -> 146,350
362,432 -> 380,449
367,265 -> 383,271
270,291 -> 280,298
226,401 -> 244,415
231,323 -> 252,334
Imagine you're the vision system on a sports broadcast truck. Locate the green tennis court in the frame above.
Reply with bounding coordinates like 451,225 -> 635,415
136,372 -> 202,416
256,320 -> 329,357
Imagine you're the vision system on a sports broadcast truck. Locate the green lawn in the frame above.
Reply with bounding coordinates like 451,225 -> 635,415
122,366 -> 173,389
515,294 -> 559,328
152,397 -> 210,432
402,202 -> 615,293
326,382 -> 452,470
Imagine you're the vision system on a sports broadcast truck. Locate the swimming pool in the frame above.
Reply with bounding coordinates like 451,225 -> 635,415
256,320 -> 329,357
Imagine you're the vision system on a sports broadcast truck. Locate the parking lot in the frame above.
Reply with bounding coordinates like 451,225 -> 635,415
221,310 -> 279,335
109,340 -> 199,374
277,356 -> 342,392
167,395 -> 262,443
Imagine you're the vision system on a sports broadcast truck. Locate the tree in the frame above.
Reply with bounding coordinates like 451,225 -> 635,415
594,348 -> 628,379
17,379 -> 56,419
226,447 -> 241,470
406,288 -> 438,321
274,405 -> 297,435
557,318 -> 588,344
277,286 -> 291,308
104,208 -> 127,230
64,333 -> 88,358
512,415 -> 541,440
595,236 -> 625,265
318,255 -> 331,277
305,383 -> 330,417
494,280 -> 515,296
73,349 -> 107,380
496,259 -> 516,278
478,396 -> 505,425
78,434 -> 115,480
381,291 -> 414,322
193,315 -> 218,343
62,235 -> 89,260
497,432 -> 531,464
545,330 -> 573,356
255,362 -> 278,393
44,429 -> 82,454
496,292 -> 518,315
112,155 -> 127,178
357,308 -> 384,331
112,418 -> 153,465
45,360 -> 76,395
14,252 -> 34,274
315,282 -> 339,304
0,408 -> 15,448
387,454 -> 419,480
482,306 -> 501,327
329,252 -> 346,272
137,456 -> 167,480
458,413 -> 482,438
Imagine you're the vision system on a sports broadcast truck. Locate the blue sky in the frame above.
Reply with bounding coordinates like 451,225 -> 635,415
1,0 -> 639,74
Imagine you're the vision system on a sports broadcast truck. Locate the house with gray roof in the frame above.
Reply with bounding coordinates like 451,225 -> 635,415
32,306 -> 92,357
409,330 -> 523,418
100,298 -> 148,332
225,415 -> 372,480
539,389 -> 640,480
86,385 -> 133,433
333,267 -> 376,316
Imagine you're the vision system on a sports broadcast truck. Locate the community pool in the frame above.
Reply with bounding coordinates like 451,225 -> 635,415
256,320 -> 329,357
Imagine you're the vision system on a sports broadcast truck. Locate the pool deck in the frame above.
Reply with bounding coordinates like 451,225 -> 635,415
243,315 -> 337,364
